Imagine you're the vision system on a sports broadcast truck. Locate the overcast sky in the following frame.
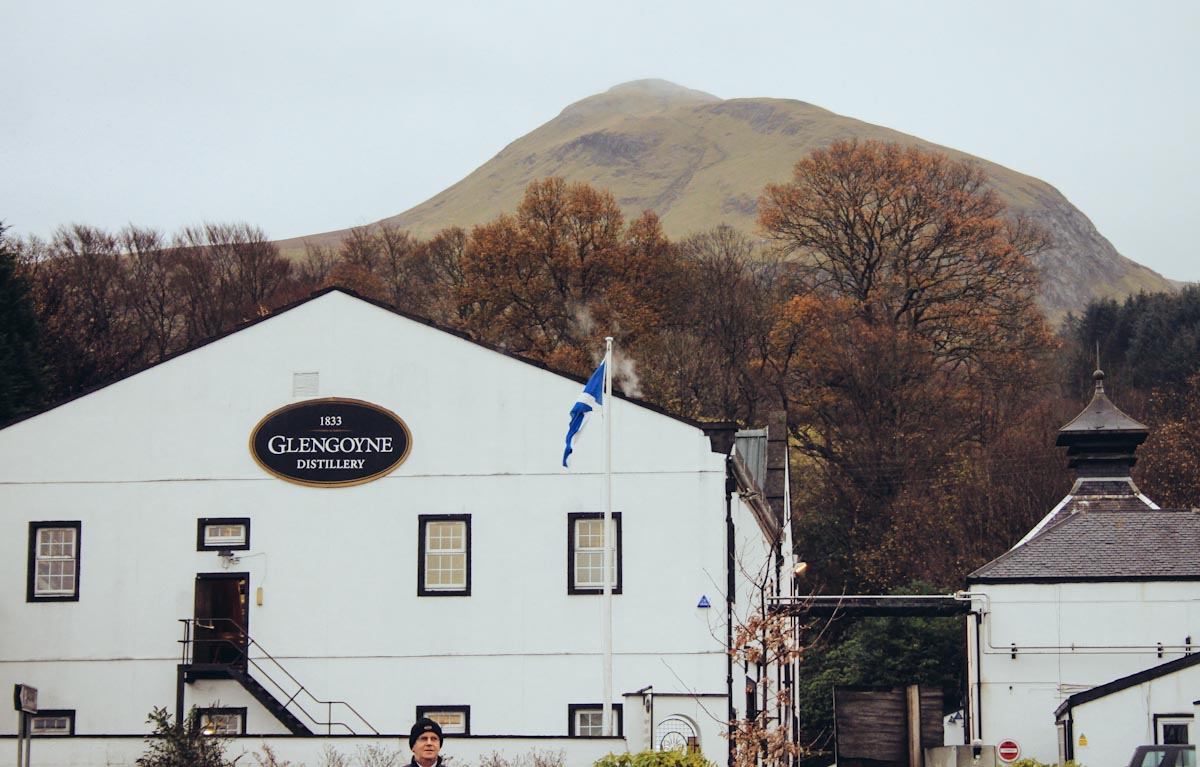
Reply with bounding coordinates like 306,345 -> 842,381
3,0 -> 1197,282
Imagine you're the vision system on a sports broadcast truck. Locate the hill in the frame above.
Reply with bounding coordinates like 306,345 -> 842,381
282,79 -> 1175,319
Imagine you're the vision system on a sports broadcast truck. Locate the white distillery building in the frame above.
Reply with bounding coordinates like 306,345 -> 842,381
964,371 -> 1200,767
0,288 -> 795,767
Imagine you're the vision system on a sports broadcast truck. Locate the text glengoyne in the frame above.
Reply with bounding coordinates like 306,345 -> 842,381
250,397 -> 412,487
267,435 -> 395,454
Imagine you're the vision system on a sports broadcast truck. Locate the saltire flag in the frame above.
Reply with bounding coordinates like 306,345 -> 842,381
563,361 -> 605,468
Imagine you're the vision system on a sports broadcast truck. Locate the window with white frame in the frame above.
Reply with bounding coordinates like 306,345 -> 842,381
569,703 -> 623,737
28,522 -> 81,602
419,515 -> 470,596
416,705 -> 470,735
196,707 -> 246,736
197,517 -> 250,551
30,710 -> 74,736
568,513 -> 622,594
1156,714 -> 1193,745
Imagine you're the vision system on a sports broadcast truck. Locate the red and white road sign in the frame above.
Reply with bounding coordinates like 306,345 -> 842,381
997,740 -> 1021,762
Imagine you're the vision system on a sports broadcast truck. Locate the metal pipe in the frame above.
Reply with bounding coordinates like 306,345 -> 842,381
957,590 -> 1200,654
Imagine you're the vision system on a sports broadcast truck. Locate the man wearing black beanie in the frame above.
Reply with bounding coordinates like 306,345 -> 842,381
408,717 -> 444,767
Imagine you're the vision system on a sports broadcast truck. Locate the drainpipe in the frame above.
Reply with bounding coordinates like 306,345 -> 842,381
1062,710 -> 1074,763
959,618 -> 971,746
726,458 -> 737,767
953,590 -> 985,744
972,611 -> 983,743
176,665 -> 186,729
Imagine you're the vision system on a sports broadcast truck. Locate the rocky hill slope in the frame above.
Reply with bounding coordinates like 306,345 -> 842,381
284,79 -> 1174,319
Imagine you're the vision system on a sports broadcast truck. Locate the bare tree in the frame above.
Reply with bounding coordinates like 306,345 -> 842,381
37,224 -> 145,395
375,224 -> 424,311
297,243 -> 338,292
674,225 -> 788,423
174,223 -> 291,344
120,225 -> 184,361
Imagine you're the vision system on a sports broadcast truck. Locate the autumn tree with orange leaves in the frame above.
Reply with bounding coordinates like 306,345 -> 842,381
1137,371 -> 1200,510
759,140 -> 1059,591
456,178 -> 680,375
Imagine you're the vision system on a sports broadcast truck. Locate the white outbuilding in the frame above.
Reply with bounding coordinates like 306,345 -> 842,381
0,288 -> 795,767
964,371 -> 1200,767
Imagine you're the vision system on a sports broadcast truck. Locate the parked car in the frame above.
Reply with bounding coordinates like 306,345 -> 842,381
1128,745 -> 1196,767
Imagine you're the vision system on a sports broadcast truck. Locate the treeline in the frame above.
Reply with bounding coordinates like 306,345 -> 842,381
5,142 -> 1199,590
1,180 -> 796,430
7,222 -> 298,403
1064,287 -> 1200,398
1061,286 -> 1200,510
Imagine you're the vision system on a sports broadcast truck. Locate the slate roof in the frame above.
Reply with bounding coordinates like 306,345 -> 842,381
1013,477 -> 1159,541
969,504 -> 1200,582
732,412 -> 790,543
735,429 -> 768,487
1057,372 -> 1149,436
1056,370 -> 1149,477
967,369 -> 1191,584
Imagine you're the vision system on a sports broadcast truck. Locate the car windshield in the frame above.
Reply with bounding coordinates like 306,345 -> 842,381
1133,748 -> 1197,767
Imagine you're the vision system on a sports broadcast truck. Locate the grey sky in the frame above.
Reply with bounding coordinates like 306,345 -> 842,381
3,0 -> 1197,282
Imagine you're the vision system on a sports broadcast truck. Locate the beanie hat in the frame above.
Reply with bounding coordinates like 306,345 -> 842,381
409,717 -> 443,748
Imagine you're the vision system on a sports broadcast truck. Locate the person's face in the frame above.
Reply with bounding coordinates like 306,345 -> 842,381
412,731 -> 441,764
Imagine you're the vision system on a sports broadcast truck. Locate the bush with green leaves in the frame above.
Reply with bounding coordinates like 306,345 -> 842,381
135,706 -> 236,767
1011,759 -> 1084,767
594,750 -> 715,767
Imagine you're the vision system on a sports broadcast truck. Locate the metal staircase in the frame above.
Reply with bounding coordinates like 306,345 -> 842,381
177,618 -> 377,736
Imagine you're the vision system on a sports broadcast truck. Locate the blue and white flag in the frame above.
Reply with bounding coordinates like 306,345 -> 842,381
563,361 -> 606,468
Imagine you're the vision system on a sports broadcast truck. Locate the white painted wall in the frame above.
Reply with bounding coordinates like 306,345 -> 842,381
0,734 -> 617,767
1065,661 -> 1200,767
0,291 -> 784,766
967,580 -> 1200,763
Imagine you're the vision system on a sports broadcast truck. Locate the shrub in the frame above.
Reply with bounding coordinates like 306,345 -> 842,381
474,750 -> 563,767
253,743 -> 302,767
135,706 -> 235,767
594,750 -> 716,767
317,745 -> 350,767
354,743 -> 405,767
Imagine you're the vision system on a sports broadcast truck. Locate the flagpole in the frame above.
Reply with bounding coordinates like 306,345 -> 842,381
602,336 -> 614,737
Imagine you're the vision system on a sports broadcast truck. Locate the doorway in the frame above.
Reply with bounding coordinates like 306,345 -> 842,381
194,573 -> 249,666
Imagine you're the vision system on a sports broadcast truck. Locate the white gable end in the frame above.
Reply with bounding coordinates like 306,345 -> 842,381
0,290 -> 720,482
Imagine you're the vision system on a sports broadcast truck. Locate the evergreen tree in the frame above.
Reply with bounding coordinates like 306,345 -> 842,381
1064,287 -> 1200,399
795,582 -> 964,754
136,706 -> 236,767
0,223 -> 46,422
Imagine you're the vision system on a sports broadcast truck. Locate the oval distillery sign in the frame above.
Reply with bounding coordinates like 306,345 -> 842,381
249,398 -> 412,487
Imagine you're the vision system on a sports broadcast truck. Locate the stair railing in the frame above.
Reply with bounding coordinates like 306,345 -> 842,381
179,618 -> 379,735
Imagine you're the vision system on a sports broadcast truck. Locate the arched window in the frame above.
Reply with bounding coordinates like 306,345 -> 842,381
655,716 -> 698,752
